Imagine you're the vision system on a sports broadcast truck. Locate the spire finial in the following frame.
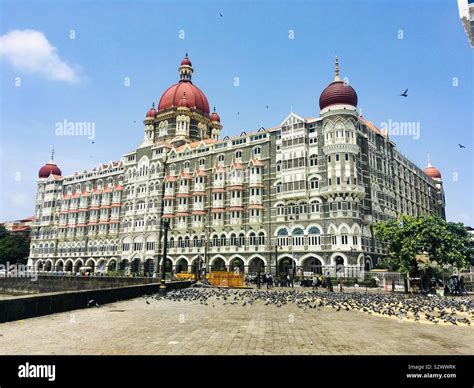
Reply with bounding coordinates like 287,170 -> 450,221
213,106 -> 216,112
334,56 -> 340,81
51,148 -> 55,162
427,153 -> 432,167
185,52 -> 188,58
152,102 -> 155,108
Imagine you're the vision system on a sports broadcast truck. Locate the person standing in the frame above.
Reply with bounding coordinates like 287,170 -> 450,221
312,275 -> 318,291
327,275 -> 333,292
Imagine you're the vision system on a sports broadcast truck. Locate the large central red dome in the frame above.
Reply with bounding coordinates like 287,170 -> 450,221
157,55 -> 210,115
158,81 -> 210,114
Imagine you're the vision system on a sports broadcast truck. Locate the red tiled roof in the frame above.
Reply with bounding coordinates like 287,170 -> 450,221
228,207 -> 244,211
249,159 -> 264,167
231,162 -> 245,170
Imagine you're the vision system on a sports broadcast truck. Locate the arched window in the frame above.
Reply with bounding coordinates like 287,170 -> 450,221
235,150 -> 242,160
249,232 -> 257,246
253,146 -> 261,157
292,227 -> 304,246
308,227 -> 321,246
310,177 -> 319,190
309,154 -> 318,167
299,202 -> 307,214
220,234 -> 226,246
276,204 -> 285,216
277,228 -> 288,247
310,201 -> 320,213
258,232 -> 265,245
340,227 -> 349,245
276,182 -> 282,194
238,233 -> 245,247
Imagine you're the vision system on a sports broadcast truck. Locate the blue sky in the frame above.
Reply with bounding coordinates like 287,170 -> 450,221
0,0 -> 473,224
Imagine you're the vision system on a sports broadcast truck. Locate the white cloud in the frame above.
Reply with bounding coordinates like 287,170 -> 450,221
0,29 -> 81,83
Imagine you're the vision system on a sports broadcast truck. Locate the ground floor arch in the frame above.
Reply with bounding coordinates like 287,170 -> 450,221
229,256 -> 245,272
107,259 -> 118,272
211,256 -> 226,272
44,260 -> 53,272
176,257 -> 189,273
144,258 -> 154,276
119,259 -> 130,271
248,256 -> 266,273
55,260 -> 64,272
301,255 -> 324,274
65,259 -> 73,272
190,256 -> 204,274
278,256 -> 296,276
74,259 -> 83,273
131,258 -> 141,274
96,259 -> 107,273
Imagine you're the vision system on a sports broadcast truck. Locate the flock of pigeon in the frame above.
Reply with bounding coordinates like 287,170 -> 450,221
144,288 -> 474,327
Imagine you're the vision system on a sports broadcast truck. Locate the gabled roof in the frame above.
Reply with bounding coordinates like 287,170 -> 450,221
248,159 -> 264,167
279,112 -> 306,127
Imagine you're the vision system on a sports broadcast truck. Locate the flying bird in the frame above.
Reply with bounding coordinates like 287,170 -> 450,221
219,12 -> 223,17
400,89 -> 408,97
458,144 -> 466,148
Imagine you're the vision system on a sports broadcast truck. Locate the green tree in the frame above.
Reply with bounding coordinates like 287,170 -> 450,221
373,214 -> 470,292
0,228 -> 30,265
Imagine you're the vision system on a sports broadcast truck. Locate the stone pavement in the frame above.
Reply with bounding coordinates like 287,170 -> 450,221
0,291 -> 472,355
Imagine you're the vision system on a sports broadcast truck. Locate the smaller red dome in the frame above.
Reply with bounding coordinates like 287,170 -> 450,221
210,107 -> 220,122
146,104 -> 156,118
424,165 -> 441,179
181,55 -> 192,67
39,162 -> 61,178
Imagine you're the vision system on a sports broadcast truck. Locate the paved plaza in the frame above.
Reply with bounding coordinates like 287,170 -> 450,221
0,289 -> 472,355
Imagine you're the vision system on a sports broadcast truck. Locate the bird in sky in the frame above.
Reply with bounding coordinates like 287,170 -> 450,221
219,12 -> 223,17
458,144 -> 466,148
400,89 -> 408,97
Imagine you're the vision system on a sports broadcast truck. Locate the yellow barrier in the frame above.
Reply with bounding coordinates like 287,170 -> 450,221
208,271 -> 244,287
175,273 -> 196,280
